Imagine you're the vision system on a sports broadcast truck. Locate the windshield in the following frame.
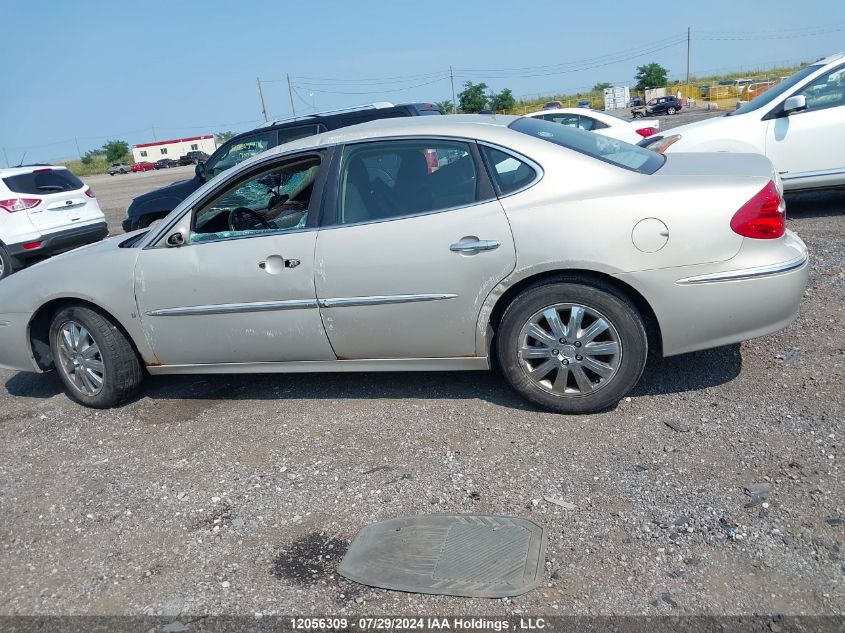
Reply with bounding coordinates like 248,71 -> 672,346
728,64 -> 822,116
509,117 -> 665,174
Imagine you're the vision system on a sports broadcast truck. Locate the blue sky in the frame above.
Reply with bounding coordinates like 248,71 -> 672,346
0,0 -> 843,164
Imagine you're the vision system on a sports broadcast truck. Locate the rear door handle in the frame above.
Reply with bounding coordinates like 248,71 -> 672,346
449,240 -> 500,253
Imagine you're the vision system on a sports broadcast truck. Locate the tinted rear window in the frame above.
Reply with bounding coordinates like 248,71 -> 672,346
3,168 -> 84,194
509,117 -> 665,174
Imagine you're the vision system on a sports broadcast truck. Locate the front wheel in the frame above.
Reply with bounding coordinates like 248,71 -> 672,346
49,304 -> 144,408
496,282 -> 647,414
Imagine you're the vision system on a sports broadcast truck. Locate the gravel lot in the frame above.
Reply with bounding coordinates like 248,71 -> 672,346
0,120 -> 842,619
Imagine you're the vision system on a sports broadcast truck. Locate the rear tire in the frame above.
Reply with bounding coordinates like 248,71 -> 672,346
0,245 -> 16,280
49,304 -> 144,408
667,107 -> 677,115
496,282 -> 648,414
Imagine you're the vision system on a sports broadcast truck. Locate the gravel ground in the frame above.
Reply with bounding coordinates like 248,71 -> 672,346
0,134 -> 842,619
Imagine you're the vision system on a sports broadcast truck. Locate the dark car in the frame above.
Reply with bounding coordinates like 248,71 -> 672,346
645,95 -> 683,116
177,151 -> 210,166
154,158 -> 178,169
123,102 -> 444,231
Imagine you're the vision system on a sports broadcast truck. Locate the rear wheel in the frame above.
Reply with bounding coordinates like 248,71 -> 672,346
667,107 -> 677,115
49,304 -> 144,408
497,282 -> 647,414
0,245 -> 16,280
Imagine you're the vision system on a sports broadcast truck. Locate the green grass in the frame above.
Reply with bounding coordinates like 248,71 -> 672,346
501,64 -> 804,114
59,152 -> 134,176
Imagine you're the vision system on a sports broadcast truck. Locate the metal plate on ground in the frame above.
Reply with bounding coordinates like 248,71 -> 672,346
338,515 -> 546,598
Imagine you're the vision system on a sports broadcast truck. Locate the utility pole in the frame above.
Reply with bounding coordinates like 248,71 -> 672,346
450,66 -> 457,113
686,26 -> 691,96
287,73 -> 296,117
257,77 -> 268,122
74,136 -> 82,159
151,124 -> 157,141
2,147 -> 8,168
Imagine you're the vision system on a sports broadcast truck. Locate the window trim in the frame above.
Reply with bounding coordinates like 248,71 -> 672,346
145,149 -> 330,249
477,142 -> 544,199
780,62 -> 845,117
320,135 -> 497,230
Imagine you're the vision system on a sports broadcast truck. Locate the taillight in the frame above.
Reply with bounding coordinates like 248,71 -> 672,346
0,198 -> 41,213
647,134 -> 682,153
636,127 -> 658,137
730,181 -> 785,239
84,187 -> 96,198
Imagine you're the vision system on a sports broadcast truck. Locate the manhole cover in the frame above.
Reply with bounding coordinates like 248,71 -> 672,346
338,515 -> 546,598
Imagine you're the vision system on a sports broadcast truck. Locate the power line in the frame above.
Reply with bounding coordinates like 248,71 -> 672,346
294,75 -> 449,95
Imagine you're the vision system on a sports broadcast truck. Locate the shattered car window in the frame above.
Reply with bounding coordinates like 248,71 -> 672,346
191,158 -> 320,243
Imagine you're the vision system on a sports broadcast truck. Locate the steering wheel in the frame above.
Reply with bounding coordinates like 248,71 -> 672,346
228,207 -> 271,231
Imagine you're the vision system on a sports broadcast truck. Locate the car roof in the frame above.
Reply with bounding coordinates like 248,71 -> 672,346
817,51 -> 845,65
272,114 -> 519,152
0,164 -> 70,177
227,114 -> 520,164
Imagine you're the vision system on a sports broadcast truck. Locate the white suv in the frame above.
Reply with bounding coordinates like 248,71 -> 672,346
643,51 -> 845,191
0,166 -> 108,280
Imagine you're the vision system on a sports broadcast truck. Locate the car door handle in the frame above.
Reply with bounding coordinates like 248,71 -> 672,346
449,240 -> 500,253
258,255 -> 300,273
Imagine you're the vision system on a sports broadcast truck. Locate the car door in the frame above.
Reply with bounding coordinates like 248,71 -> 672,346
314,138 -> 516,359
134,151 -> 336,366
765,64 -> 845,184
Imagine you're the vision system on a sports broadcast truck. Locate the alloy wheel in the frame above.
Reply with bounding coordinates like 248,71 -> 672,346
56,320 -> 105,396
517,303 -> 622,397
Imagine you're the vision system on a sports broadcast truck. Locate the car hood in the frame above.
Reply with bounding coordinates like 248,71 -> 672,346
131,177 -> 197,204
656,151 -> 776,182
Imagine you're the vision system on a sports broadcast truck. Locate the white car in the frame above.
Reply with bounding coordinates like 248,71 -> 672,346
643,51 -> 845,191
526,108 -> 660,144
0,166 -> 108,280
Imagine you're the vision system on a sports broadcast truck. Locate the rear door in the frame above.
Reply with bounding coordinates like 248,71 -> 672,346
2,168 -> 98,232
314,138 -> 516,359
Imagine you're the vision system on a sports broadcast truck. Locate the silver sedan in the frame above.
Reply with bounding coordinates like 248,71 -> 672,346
0,115 -> 808,413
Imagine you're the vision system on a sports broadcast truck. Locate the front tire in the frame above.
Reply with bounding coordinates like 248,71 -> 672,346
496,282 -> 647,414
49,304 -> 144,408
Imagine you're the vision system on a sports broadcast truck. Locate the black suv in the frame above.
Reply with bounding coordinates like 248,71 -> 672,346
122,102 -> 443,231
177,151 -> 210,166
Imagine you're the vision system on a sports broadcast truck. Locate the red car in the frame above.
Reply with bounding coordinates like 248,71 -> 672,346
131,162 -> 155,172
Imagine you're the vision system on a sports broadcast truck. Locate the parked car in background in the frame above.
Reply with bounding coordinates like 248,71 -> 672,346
0,115 -> 807,414
526,108 -> 659,143
154,158 -> 178,169
576,99 -> 591,108
0,166 -> 107,280
543,101 -> 564,110
122,101 -> 444,231
177,151 -> 210,166
632,95 -> 683,117
107,163 -> 130,175
641,51 -> 845,191
131,161 -> 155,172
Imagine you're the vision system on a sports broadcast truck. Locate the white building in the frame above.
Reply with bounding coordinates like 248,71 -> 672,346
131,135 -> 217,163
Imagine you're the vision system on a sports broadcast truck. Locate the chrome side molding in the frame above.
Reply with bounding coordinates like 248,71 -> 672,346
319,294 -> 458,308
145,299 -> 319,317
676,254 -> 807,285
145,294 -> 459,316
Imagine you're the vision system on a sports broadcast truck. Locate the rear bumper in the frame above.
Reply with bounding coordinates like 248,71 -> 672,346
617,231 -> 809,356
6,222 -> 108,261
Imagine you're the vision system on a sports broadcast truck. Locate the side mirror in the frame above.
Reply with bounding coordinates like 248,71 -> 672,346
195,161 -> 206,180
166,232 -> 185,248
782,94 -> 807,114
